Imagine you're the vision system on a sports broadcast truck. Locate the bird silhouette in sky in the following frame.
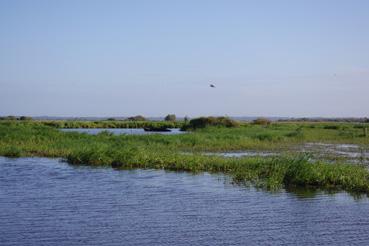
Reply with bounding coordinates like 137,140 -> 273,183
210,83 -> 216,88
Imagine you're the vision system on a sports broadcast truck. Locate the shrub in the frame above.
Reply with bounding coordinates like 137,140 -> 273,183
182,116 -> 239,130
252,117 -> 271,125
164,114 -> 176,122
19,116 -> 32,121
126,115 -> 146,121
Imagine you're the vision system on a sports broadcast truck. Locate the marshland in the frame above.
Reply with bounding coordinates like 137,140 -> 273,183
1,117 -> 369,194
3,117 -> 369,244
3,0 -> 369,244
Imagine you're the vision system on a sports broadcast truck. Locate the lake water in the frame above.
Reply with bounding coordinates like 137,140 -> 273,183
60,128 -> 185,135
1,157 -> 369,245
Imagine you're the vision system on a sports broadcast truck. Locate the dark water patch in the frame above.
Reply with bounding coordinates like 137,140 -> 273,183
60,128 -> 185,135
1,157 -> 369,245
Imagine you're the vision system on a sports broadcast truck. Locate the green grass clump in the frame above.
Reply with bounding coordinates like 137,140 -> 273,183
232,155 -> 369,193
67,147 -> 114,166
1,146 -> 23,158
283,157 -> 369,193
65,148 -> 369,194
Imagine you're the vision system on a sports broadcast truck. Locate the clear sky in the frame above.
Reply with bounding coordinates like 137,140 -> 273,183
1,0 -> 369,117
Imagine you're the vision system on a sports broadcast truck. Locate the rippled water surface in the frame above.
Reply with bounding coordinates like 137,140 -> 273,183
1,157 -> 369,245
60,128 -> 184,135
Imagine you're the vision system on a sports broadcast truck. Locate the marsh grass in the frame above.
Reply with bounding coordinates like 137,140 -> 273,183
1,121 -> 369,194
2,146 -> 22,158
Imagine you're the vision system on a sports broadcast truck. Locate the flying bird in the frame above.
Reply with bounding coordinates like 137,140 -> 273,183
210,83 -> 216,88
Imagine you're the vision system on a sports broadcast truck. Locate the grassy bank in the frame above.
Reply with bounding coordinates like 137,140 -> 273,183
1,121 -> 369,194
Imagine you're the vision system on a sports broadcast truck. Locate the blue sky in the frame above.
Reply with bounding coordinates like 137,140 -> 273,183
1,0 -> 369,117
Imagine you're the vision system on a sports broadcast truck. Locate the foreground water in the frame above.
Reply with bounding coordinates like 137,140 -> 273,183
1,158 -> 369,245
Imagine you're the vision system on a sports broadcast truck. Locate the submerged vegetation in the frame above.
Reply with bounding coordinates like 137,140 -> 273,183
1,120 -> 369,195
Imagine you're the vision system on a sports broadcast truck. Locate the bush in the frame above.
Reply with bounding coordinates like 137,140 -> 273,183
164,114 -> 176,122
19,116 -> 32,121
182,116 -> 239,130
252,117 -> 271,125
126,115 -> 146,121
